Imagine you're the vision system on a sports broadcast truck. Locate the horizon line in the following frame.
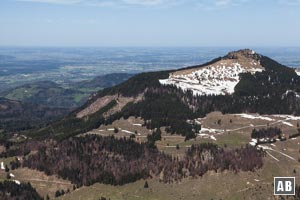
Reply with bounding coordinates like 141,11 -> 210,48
1,45 -> 300,48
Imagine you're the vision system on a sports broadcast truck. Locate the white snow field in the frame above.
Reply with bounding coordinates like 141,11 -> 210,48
159,51 -> 264,96
160,63 -> 263,96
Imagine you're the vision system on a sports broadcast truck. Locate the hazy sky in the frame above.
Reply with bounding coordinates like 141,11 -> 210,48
1,0 -> 300,47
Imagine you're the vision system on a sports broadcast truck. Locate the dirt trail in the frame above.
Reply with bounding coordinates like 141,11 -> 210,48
226,117 -> 294,133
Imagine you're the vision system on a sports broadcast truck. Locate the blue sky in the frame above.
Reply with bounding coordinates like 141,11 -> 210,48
1,0 -> 300,47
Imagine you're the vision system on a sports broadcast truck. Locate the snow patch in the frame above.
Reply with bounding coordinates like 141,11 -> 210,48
235,114 -> 274,121
251,139 -> 258,143
257,145 -> 273,150
210,135 -> 217,141
200,127 -> 223,133
249,138 -> 258,146
194,119 -> 202,125
249,142 -> 256,146
273,115 -> 300,120
132,123 -> 142,126
121,130 -> 134,134
281,121 -> 293,127
295,69 -> 300,76
159,62 -> 263,96
0,162 -> 4,170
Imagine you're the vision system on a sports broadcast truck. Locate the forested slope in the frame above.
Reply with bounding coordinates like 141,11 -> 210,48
27,50 -> 300,140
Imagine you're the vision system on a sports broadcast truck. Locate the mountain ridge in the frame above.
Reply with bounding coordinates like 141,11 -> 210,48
27,49 -> 300,140
0,97 -> 70,134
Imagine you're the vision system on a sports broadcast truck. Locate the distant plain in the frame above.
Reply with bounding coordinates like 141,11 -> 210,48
1,47 -> 300,92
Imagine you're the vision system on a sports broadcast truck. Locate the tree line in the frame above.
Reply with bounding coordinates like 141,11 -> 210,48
8,135 -> 264,187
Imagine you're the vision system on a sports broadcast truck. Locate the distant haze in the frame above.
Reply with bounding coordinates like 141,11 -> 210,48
0,47 -> 300,92
0,0 -> 300,47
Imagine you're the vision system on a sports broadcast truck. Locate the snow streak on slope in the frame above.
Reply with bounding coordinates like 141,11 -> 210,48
160,60 -> 263,96
295,68 -> 300,76
235,114 -> 274,121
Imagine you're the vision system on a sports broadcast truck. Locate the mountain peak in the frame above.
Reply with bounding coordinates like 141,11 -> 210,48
159,49 -> 264,96
224,49 -> 261,61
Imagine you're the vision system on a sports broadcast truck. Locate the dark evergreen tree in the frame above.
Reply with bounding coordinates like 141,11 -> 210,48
144,181 -> 149,188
